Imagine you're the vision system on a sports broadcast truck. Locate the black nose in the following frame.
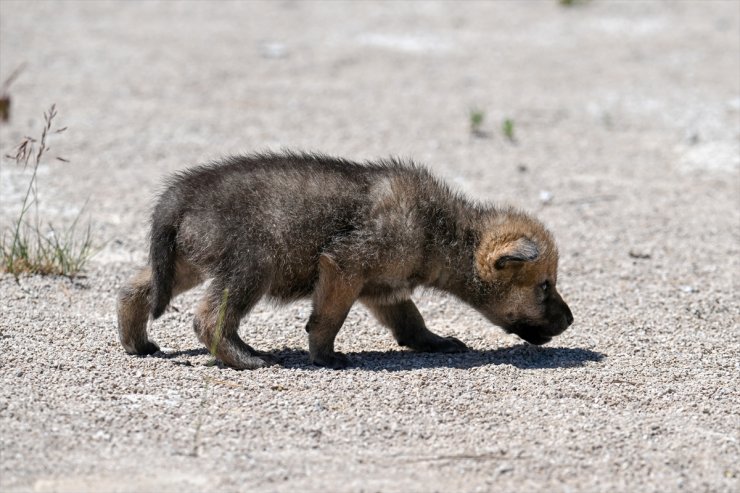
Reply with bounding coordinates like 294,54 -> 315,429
564,305 -> 574,326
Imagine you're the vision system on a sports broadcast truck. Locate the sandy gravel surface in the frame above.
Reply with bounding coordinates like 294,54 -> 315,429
1,1 -> 738,492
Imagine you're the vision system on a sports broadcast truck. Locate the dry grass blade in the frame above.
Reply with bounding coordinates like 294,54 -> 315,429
5,137 -> 36,168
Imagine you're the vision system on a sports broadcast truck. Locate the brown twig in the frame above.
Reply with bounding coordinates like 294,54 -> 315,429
1,63 -> 26,96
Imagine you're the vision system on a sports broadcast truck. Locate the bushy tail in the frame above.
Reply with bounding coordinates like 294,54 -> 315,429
149,218 -> 178,319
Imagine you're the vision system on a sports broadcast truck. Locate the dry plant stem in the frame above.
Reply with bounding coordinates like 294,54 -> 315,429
0,63 -> 26,122
190,378 -> 211,457
0,63 -> 26,95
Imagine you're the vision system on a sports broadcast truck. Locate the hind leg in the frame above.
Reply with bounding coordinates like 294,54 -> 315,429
117,267 -> 158,355
117,260 -> 203,355
193,279 -> 273,370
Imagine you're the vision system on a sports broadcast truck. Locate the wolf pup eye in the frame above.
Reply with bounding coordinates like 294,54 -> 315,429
540,281 -> 550,293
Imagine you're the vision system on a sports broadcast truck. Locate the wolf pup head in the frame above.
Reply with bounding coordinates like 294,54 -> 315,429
472,215 -> 573,345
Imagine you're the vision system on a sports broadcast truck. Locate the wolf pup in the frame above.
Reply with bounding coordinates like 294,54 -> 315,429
117,151 -> 573,369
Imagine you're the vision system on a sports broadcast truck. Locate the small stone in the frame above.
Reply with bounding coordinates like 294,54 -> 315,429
628,250 -> 651,259
538,190 -> 554,205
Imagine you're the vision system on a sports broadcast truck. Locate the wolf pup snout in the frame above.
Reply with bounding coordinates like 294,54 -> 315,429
117,151 -> 573,370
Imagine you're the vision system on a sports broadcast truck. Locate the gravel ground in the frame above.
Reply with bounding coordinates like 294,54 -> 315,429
1,1 -> 738,492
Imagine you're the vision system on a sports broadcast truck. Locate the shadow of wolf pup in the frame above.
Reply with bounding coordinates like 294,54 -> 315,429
117,151 -> 573,369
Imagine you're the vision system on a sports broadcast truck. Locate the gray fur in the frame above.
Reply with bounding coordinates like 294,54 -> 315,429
117,151 -> 573,369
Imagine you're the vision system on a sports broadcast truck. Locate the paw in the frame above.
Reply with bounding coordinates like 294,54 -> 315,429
228,355 -> 278,370
311,351 -> 350,370
138,340 -> 160,355
415,335 -> 468,353
436,336 -> 469,353
255,352 -> 281,366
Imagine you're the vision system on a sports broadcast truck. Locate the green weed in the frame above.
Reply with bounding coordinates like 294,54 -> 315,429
207,288 -> 230,365
469,108 -> 486,137
502,118 -> 516,142
1,104 -> 95,279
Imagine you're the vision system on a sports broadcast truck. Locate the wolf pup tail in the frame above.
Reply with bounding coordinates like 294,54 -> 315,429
149,218 -> 178,319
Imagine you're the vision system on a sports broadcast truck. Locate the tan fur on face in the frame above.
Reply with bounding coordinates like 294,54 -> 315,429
475,212 -> 558,284
473,211 -> 561,328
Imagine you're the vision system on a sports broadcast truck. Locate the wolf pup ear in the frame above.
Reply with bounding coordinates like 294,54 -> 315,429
476,235 -> 540,280
492,237 -> 540,270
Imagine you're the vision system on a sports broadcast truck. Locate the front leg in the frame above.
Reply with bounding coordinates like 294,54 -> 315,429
306,255 -> 362,369
363,298 -> 468,353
